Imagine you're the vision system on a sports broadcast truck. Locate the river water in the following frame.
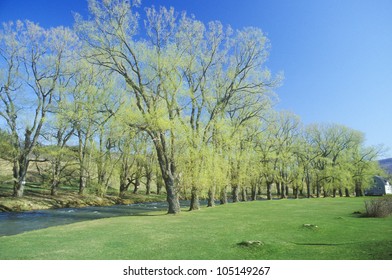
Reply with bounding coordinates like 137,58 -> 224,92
0,201 -> 193,237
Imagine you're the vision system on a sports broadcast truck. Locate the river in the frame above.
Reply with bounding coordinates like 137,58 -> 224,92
0,201 -> 194,237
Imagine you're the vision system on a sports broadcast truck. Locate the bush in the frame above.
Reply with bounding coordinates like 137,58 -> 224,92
364,197 -> 392,218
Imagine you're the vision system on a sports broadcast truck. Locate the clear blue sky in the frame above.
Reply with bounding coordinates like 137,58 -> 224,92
1,0 -> 392,156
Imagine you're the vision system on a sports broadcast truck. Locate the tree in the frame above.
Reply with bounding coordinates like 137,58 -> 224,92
350,143 -> 385,197
75,0 -> 279,213
0,21 -> 77,197
304,123 -> 365,197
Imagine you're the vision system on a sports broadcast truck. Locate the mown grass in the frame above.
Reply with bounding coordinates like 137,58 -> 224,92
0,197 -> 391,260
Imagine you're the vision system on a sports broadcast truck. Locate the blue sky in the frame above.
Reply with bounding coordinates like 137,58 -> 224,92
1,0 -> 392,156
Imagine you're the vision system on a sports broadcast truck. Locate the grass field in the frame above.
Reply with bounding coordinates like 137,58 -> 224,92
0,197 -> 391,260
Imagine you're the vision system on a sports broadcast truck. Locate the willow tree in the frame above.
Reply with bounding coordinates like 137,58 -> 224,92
304,123 -> 365,197
56,57 -> 120,195
0,21 -> 77,197
75,0 -> 180,213
256,112 -> 299,200
349,139 -> 385,197
273,112 -> 301,198
179,18 -> 278,208
75,0 -> 278,213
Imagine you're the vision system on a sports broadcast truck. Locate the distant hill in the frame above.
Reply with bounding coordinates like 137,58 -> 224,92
379,158 -> 392,174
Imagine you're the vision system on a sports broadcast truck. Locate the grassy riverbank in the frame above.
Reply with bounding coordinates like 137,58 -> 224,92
0,197 -> 391,259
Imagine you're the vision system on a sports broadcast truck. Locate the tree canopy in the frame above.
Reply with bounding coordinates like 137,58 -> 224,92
0,0 -> 385,213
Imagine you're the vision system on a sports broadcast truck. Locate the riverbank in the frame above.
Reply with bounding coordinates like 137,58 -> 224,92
0,188 -> 167,212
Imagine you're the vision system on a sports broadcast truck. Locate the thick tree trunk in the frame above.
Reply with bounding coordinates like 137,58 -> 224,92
13,155 -> 29,197
355,182 -> 363,197
133,177 -> 140,194
13,180 -> 25,198
339,189 -> 343,197
345,188 -> 350,197
294,187 -> 299,199
220,187 -> 228,204
51,180 -> 60,196
153,133 -> 180,214
232,185 -> 239,203
251,185 -> 257,201
119,180 -> 129,198
207,187 -> 215,207
266,181 -> 272,200
241,187 -> 247,202
306,176 -> 311,198
189,187 -> 200,211
316,183 -> 321,198
280,182 -> 286,199
164,174 -> 180,214
332,188 -> 337,198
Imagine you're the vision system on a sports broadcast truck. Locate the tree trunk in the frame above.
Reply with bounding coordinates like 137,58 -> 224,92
241,187 -> 247,202
207,187 -> 215,207
276,182 -> 281,196
133,177 -> 140,194
267,181 -> 272,200
13,180 -> 25,198
145,173 -> 152,195
119,180 -> 128,198
51,160 -> 61,196
164,174 -> 180,214
294,187 -> 299,199
250,185 -> 257,201
156,180 -> 163,195
154,134 -> 180,214
220,187 -> 228,204
345,188 -> 350,197
306,176 -> 311,198
51,180 -> 59,196
316,183 -> 321,198
13,155 -> 29,197
332,188 -> 337,198
189,187 -> 200,211
339,189 -> 343,197
232,185 -> 239,203
280,182 -> 286,199
79,174 -> 86,195
355,182 -> 363,197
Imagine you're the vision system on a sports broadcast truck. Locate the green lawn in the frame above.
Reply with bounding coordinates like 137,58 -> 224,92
0,197 -> 391,260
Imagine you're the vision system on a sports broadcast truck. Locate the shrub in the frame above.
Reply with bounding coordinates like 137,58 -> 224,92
363,197 -> 392,218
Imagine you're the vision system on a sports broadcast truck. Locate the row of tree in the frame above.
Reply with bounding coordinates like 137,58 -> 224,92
0,0 -> 384,213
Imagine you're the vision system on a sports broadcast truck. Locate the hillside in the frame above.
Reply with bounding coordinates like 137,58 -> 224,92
379,158 -> 392,174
